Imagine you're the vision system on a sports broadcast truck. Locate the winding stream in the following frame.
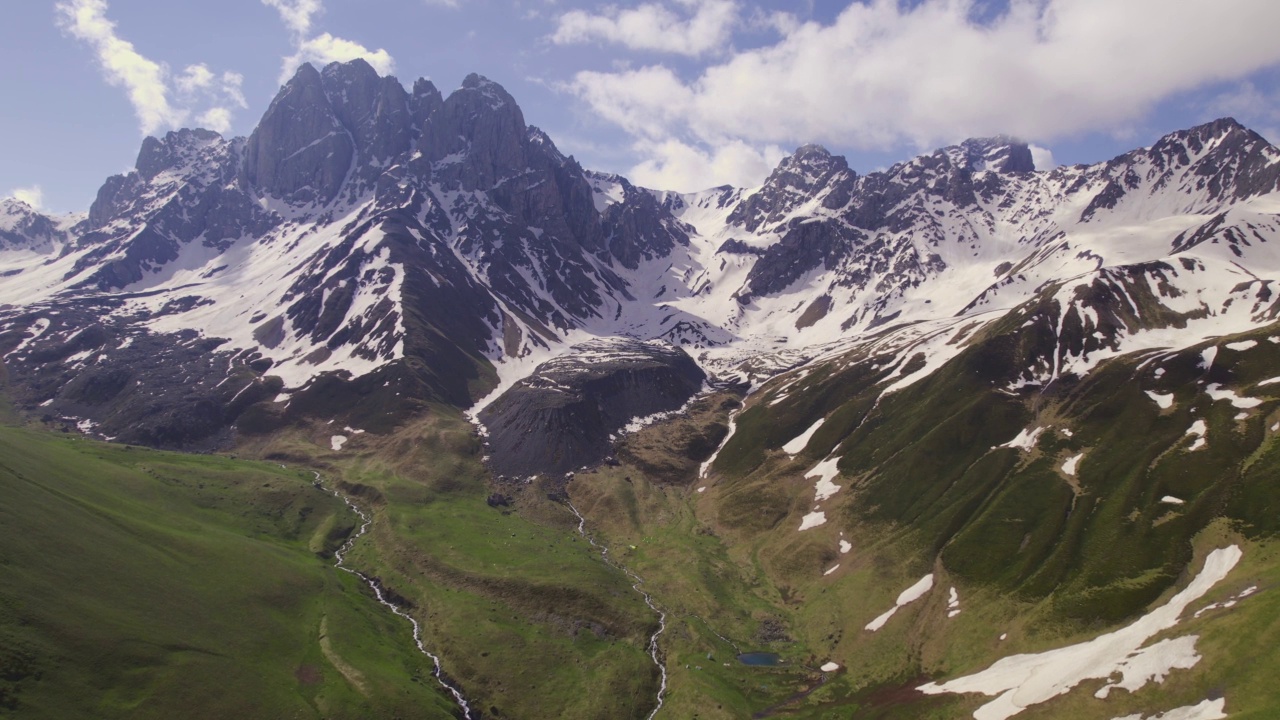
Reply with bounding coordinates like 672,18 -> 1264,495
567,501 -> 669,720
316,472 -> 475,719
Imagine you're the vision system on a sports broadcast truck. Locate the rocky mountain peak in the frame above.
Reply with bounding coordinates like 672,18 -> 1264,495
951,136 -> 1036,173
727,144 -> 854,233
422,73 -> 528,189
243,62 -> 351,205
0,198 -> 73,251
460,73 -> 515,109
410,77 -> 444,130
135,128 -> 226,181
774,143 -> 851,184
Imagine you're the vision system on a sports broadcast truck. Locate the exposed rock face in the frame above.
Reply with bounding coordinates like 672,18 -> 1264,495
244,63 -> 354,205
3,56 -> 1280,457
0,199 -> 77,252
478,339 -> 706,477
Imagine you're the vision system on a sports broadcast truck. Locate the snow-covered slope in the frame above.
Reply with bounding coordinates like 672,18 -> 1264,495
3,60 -> 1280,447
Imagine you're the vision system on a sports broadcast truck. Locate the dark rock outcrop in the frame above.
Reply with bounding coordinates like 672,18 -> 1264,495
478,339 -> 706,477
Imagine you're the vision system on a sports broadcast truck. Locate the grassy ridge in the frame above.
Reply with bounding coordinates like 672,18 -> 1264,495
553,317 -> 1280,717
0,426 -> 457,719
244,411 -> 663,719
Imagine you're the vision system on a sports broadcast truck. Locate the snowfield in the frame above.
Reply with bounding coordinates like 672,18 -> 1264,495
919,546 -> 1242,720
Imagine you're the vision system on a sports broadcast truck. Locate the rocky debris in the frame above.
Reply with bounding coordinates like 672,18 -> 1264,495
478,339 -> 706,477
1,300 -> 278,450
754,617 -> 792,645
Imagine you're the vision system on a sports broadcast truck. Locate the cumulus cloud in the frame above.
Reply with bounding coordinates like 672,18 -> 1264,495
567,0 -> 1280,185
551,0 -> 739,57
55,0 -> 184,135
282,34 -> 395,81
261,0 -> 322,36
628,138 -> 786,192
263,0 -> 395,83
55,0 -> 247,136
1207,80 -> 1280,141
1028,145 -> 1056,171
8,186 -> 45,210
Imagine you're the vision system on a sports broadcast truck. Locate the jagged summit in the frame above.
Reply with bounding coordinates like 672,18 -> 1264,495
953,136 -> 1036,173
4,59 -> 1280,451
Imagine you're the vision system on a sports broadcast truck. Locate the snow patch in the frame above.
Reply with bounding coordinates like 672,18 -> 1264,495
1194,583 -> 1260,618
1093,635 -> 1200,699
1160,496 -> 1185,506
1146,391 -> 1174,409
806,456 -> 842,502
4,317 -> 50,358
824,564 -> 840,576
1204,383 -> 1261,409
1225,340 -> 1257,351
1110,698 -> 1227,720
330,435 -> 348,451
865,574 -> 934,632
919,546 -> 1242,720
798,511 -> 827,531
783,418 -> 825,455
1061,453 -> 1084,477
997,426 -> 1045,452
1186,419 -> 1207,451
839,539 -> 852,554
1199,346 -> 1218,371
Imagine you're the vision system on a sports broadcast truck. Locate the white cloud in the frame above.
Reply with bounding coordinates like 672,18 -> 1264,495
261,0 -> 323,37
628,138 -> 786,192
196,108 -> 234,134
263,0 -> 395,83
8,186 -> 45,210
175,64 -> 214,94
220,72 -> 248,110
56,1 -> 247,137
1029,144 -> 1056,171
551,0 -> 739,57
55,0 -> 185,135
423,0 -> 461,7
282,33 -> 395,82
1206,80 -> 1280,141
568,0 -> 1280,185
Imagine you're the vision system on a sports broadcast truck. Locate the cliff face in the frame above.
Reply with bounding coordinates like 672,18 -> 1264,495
478,339 -> 706,477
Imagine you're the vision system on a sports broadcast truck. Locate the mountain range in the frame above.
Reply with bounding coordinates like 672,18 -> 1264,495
3,59 -> 1280,719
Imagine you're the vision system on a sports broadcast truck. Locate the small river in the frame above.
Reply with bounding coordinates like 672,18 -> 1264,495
317,472 -> 476,719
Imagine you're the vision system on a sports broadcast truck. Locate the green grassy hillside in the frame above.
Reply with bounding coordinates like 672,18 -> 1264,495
555,320 -> 1280,718
0,426 -> 458,719
242,410 -> 663,720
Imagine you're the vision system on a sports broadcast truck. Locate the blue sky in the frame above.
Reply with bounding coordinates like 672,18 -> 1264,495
5,0 -> 1280,213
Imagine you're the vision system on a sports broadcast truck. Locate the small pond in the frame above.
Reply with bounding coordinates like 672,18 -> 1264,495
736,652 -> 781,667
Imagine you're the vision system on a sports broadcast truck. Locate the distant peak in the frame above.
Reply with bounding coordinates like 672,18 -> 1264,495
412,77 -> 441,98
136,128 -> 225,180
286,61 -> 322,86
321,58 -> 380,84
946,136 -> 1035,173
779,143 -> 848,174
1162,117 -> 1253,145
794,143 -> 832,158
452,73 -> 516,111
1150,116 -> 1273,159
462,73 -> 498,89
